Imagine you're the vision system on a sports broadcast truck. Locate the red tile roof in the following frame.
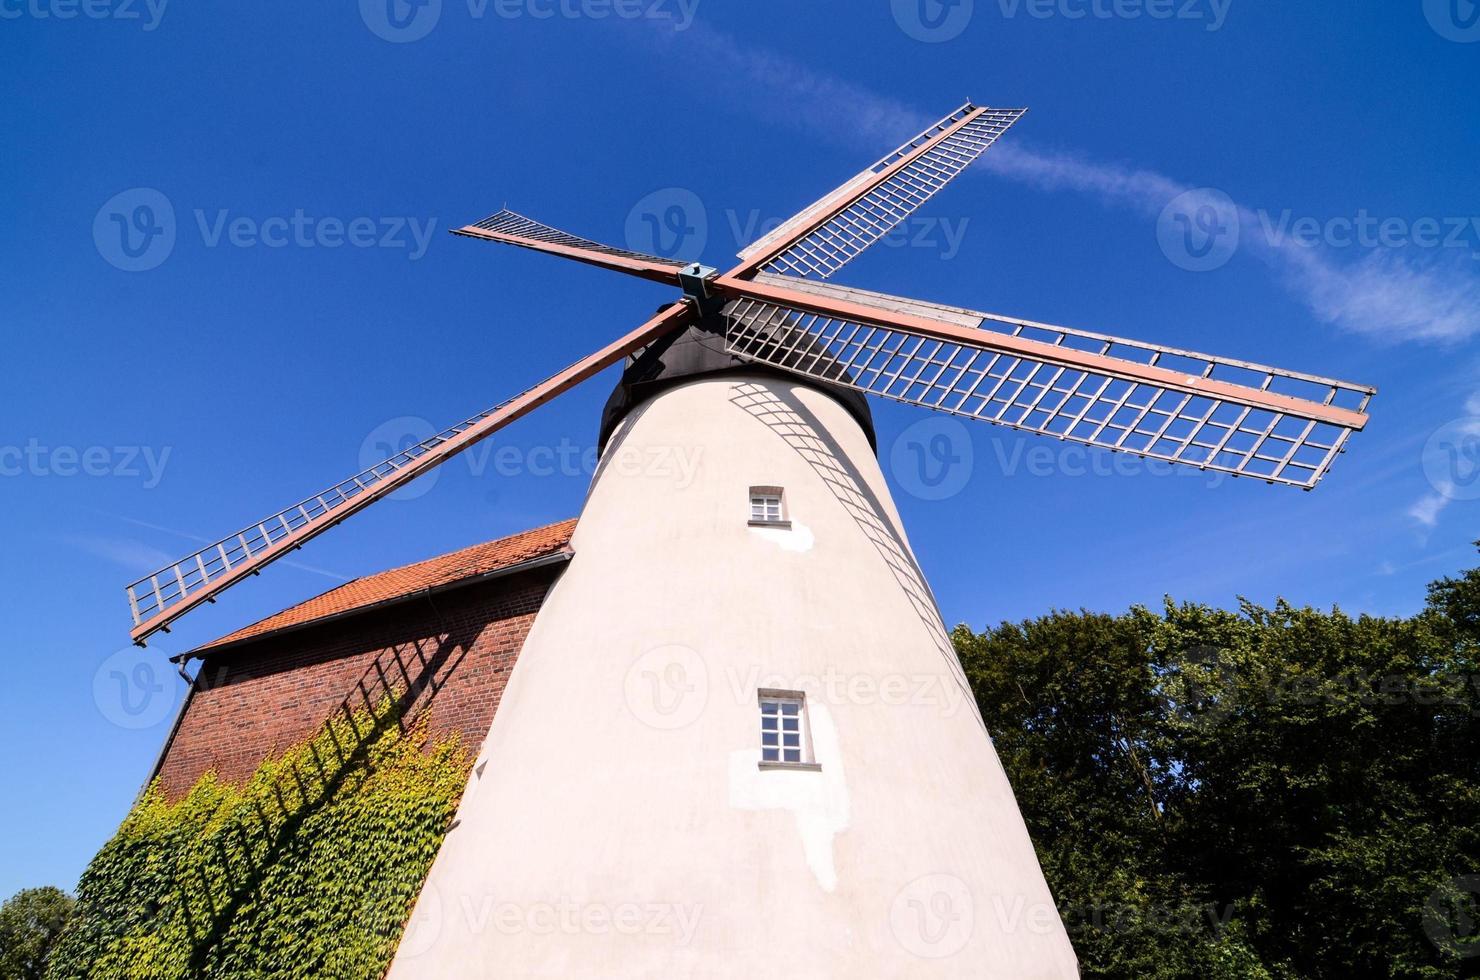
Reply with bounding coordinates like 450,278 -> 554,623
191,518 -> 577,655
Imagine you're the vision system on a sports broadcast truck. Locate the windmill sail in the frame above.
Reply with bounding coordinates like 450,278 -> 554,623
735,103 -> 1026,280
722,275 -> 1373,489
453,209 -> 688,285
125,302 -> 693,645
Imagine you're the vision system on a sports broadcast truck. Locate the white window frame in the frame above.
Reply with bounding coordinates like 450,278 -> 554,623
757,688 -> 820,771
748,486 -> 790,528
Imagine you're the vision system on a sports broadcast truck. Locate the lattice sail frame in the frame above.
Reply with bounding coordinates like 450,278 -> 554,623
722,282 -> 1373,490
464,209 -> 687,269
123,98 -> 1378,645
738,103 -> 1025,281
125,403 -> 512,630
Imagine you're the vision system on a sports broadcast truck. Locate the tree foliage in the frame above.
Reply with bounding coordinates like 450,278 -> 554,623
44,703 -> 467,980
0,887 -> 75,980
956,546 -> 1480,978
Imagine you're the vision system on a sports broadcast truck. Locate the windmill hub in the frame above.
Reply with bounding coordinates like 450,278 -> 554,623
677,260 -> 723,315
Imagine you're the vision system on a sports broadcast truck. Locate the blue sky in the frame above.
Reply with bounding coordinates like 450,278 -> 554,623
3,1 -> 1477,897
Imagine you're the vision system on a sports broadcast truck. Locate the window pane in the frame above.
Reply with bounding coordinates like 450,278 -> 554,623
783,733 -> 799,747
763,748 -> 779,762
763,732 -> 778,746
761,701 -> 778,714
762,716 -> 778,730
751,494 -> 783,522
784,748 -> 800,762
781,702 -> 799,715
782,717 -> 798,731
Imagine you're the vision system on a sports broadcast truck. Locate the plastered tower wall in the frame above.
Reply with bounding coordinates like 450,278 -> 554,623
388,373 -> 1078,979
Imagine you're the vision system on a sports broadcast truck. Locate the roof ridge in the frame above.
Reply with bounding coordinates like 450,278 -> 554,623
189,517 -> 578,656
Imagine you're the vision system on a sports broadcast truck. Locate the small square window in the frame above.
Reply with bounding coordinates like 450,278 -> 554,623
758,689 -> 819,770
748,486 -> 789,527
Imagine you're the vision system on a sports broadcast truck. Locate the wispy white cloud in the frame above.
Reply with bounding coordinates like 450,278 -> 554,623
64,535 -> 176,571
1404,400 -> 1480,532
1272,245 -> 1480,344
102,513 -> 350,581
644,23 -> 1480,344
1408,493 -> 1450,528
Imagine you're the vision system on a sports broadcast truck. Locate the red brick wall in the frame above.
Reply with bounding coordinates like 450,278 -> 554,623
153,566 -> 561,800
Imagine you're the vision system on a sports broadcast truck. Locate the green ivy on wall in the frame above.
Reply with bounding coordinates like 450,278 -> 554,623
46,701 -> 468,980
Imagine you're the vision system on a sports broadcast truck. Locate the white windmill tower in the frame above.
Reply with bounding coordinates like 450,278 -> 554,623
124,102 -> 1375,978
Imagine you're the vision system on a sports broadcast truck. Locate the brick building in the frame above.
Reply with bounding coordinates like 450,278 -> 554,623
150,518 -> 577,800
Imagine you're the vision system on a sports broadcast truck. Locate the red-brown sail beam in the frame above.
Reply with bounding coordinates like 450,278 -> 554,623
453,209 -> 688,286
126,301 -> 694,645
714,273 -> 1369,431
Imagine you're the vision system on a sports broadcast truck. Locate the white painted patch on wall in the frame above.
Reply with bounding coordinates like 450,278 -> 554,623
727,701 -> 848,891
748,519 -> 815,553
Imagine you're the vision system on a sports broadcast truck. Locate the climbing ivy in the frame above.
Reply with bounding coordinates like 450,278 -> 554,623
45,702 -> 468,980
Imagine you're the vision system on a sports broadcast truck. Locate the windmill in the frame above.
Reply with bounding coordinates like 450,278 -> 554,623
125,103 -> 1374,976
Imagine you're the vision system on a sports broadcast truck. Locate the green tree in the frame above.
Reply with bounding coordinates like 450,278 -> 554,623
956,547 -> 1480,978
0,887 -> 75,980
